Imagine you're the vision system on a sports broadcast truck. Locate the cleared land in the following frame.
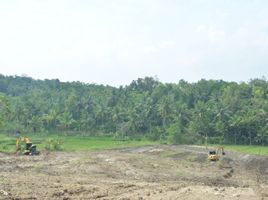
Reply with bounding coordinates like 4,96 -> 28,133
0,144 -> 268,200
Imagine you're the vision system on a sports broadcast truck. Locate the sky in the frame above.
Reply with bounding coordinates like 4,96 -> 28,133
0,0 -> 268,86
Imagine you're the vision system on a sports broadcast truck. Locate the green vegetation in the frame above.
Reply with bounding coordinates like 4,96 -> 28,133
0,133 -> 156,153
208,144 -> 268,155
0,75 -> 268,146
0,134 -> 14,153
225,145 -> 268,156
1,132 -> 268,156
44,138 -> 64,151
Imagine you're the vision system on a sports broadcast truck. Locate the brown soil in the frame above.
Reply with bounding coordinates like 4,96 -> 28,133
0,145 -> 268,200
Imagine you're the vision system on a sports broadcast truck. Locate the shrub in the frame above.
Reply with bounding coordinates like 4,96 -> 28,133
167,122 -> 183,144
44,138 -> 63,151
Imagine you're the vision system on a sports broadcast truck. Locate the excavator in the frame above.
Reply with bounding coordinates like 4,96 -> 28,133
208,146 -> 225,161
16,136 -> 39,155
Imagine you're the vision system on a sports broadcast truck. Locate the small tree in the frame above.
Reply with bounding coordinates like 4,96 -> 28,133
167,122 -> 183,144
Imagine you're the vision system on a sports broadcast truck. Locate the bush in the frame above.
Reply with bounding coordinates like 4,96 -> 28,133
44,138 -> 63,151
166,122 -> 201,145
147,126 -> 163,141
167,122 -> 183,144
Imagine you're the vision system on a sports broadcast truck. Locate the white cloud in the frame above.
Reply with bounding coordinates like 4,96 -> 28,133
175,56 -> 200,67
196,25 -> 226,42
207,29 -> 226,42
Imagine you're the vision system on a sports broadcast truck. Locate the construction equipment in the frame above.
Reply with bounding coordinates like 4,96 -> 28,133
16,136 -> 40,155
208,146 -> 225,161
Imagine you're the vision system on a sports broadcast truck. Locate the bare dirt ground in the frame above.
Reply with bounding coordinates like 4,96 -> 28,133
0,145 -> 268,200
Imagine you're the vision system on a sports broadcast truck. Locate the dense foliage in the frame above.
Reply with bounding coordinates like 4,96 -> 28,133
0,74 -> 268,145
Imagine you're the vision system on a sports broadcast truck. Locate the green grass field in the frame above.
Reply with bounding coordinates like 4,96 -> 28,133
0,133 -> 156,153
0,134 -> 14,152
224,145 -> 268,156
209,144 -> 268,156
1,133 -> 268,156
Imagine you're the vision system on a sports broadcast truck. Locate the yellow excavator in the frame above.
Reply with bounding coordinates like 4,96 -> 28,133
208,146 -> 225,161
16,135 -> 39,155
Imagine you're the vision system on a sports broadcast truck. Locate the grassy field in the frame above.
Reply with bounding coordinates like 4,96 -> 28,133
0,134 -> 14,152
1,133 -> 268,156
0,133 -> 156,153
209,144 -> 268,156
225,145 -> 268,156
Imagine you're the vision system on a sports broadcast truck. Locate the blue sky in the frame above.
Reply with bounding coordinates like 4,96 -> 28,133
0,0 -> 267,86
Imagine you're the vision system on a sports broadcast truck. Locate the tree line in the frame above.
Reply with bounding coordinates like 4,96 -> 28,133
0,74 -> 268,145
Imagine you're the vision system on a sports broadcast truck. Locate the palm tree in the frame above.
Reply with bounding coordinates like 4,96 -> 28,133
59,112 -> 76,131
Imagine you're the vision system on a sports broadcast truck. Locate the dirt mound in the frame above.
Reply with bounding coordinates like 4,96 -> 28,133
240,155 -> 268,171
237,155 -> 268,183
